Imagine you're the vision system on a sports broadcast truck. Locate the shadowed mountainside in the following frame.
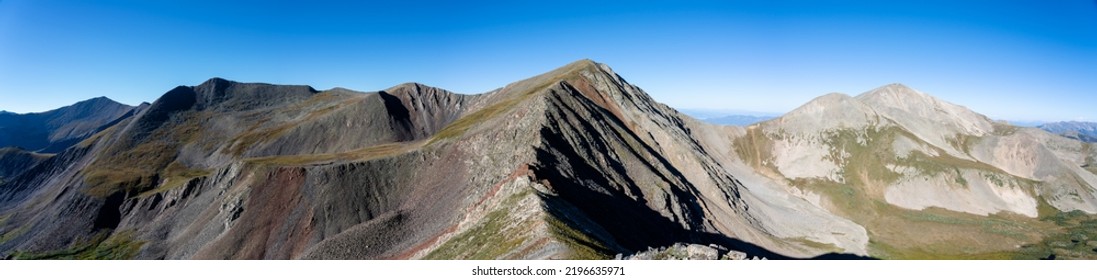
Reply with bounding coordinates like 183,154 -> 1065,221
0,148 -> 51,184
0,97 -> 139,153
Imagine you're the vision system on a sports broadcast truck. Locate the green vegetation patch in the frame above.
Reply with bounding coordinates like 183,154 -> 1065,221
225,94 -> 351,156
903,149 -> 1003,177
0,222 -> 30,246
428,87 -> 541,145
135,161 -> 210,198
734,119 -> 1078,259
83,112 -> 209,198
425,183 -> 614,260
945,133 -> 981,155
790,237 -> 843,252
1011,210 -> 1097,259
11,231 -> 144,260
424,209 -> 529,260
545,214 -> 613,260
864,207 -> 1047,259
227,121 -> 296,156
425,190 -> 538,260
84,168 -> 160,198
811,177 -> 1048,259
246,142 -> 416,166
991,122 -> 1020,136
821,127 -> 904,186
868,239 -> 1019,260
429,60 -> 598,145
76,125 -> 120,149
231,94 -> 376,159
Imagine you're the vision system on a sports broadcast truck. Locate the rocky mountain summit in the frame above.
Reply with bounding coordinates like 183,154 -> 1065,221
1,60 -> 1095,259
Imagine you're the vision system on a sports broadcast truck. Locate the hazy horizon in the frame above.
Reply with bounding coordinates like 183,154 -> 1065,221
1,1 -> 1094,122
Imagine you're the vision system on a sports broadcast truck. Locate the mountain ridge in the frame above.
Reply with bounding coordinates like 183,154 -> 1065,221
0,96 -> 137,153
1,60 -> 1095,259
0,59 -> 865,259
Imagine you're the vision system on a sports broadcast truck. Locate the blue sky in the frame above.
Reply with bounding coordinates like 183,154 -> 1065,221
1,0 -> 1094,122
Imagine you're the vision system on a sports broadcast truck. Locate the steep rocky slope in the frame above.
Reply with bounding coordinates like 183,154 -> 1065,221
0,97 -> 138,153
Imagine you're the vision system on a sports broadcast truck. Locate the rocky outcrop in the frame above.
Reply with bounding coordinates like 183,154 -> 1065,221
619,243 -> 753,260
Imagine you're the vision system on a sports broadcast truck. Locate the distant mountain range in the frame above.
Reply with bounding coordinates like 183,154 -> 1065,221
1,60 -> 1095,260
677,109 -> 778,126
1039,121 -> 1097,143
0,97 -> 142,153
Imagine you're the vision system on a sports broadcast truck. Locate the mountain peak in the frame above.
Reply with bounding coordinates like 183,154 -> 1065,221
71,96 -> 125,108
817,92 -> 854,101
881,82 -> 914,91
196,77 -> 236,94
569,58 -> 598,67
386,82 -> 431,92
790,92 -> 856,114
0,95 -> 135,152
854,83 -> 975,118
57,97 -> 131,121
200,77 -> 234,85
558,58 -> 603,76
773,91 -> 880,132
854,83 -> 955,120
855,83 -> 930,104
853,83 -> 995,156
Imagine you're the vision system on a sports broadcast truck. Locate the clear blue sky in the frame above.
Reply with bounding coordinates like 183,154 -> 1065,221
1,0 -> 1094,122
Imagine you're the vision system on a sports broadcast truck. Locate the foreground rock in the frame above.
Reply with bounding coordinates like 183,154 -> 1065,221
619,243 -> 758,260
